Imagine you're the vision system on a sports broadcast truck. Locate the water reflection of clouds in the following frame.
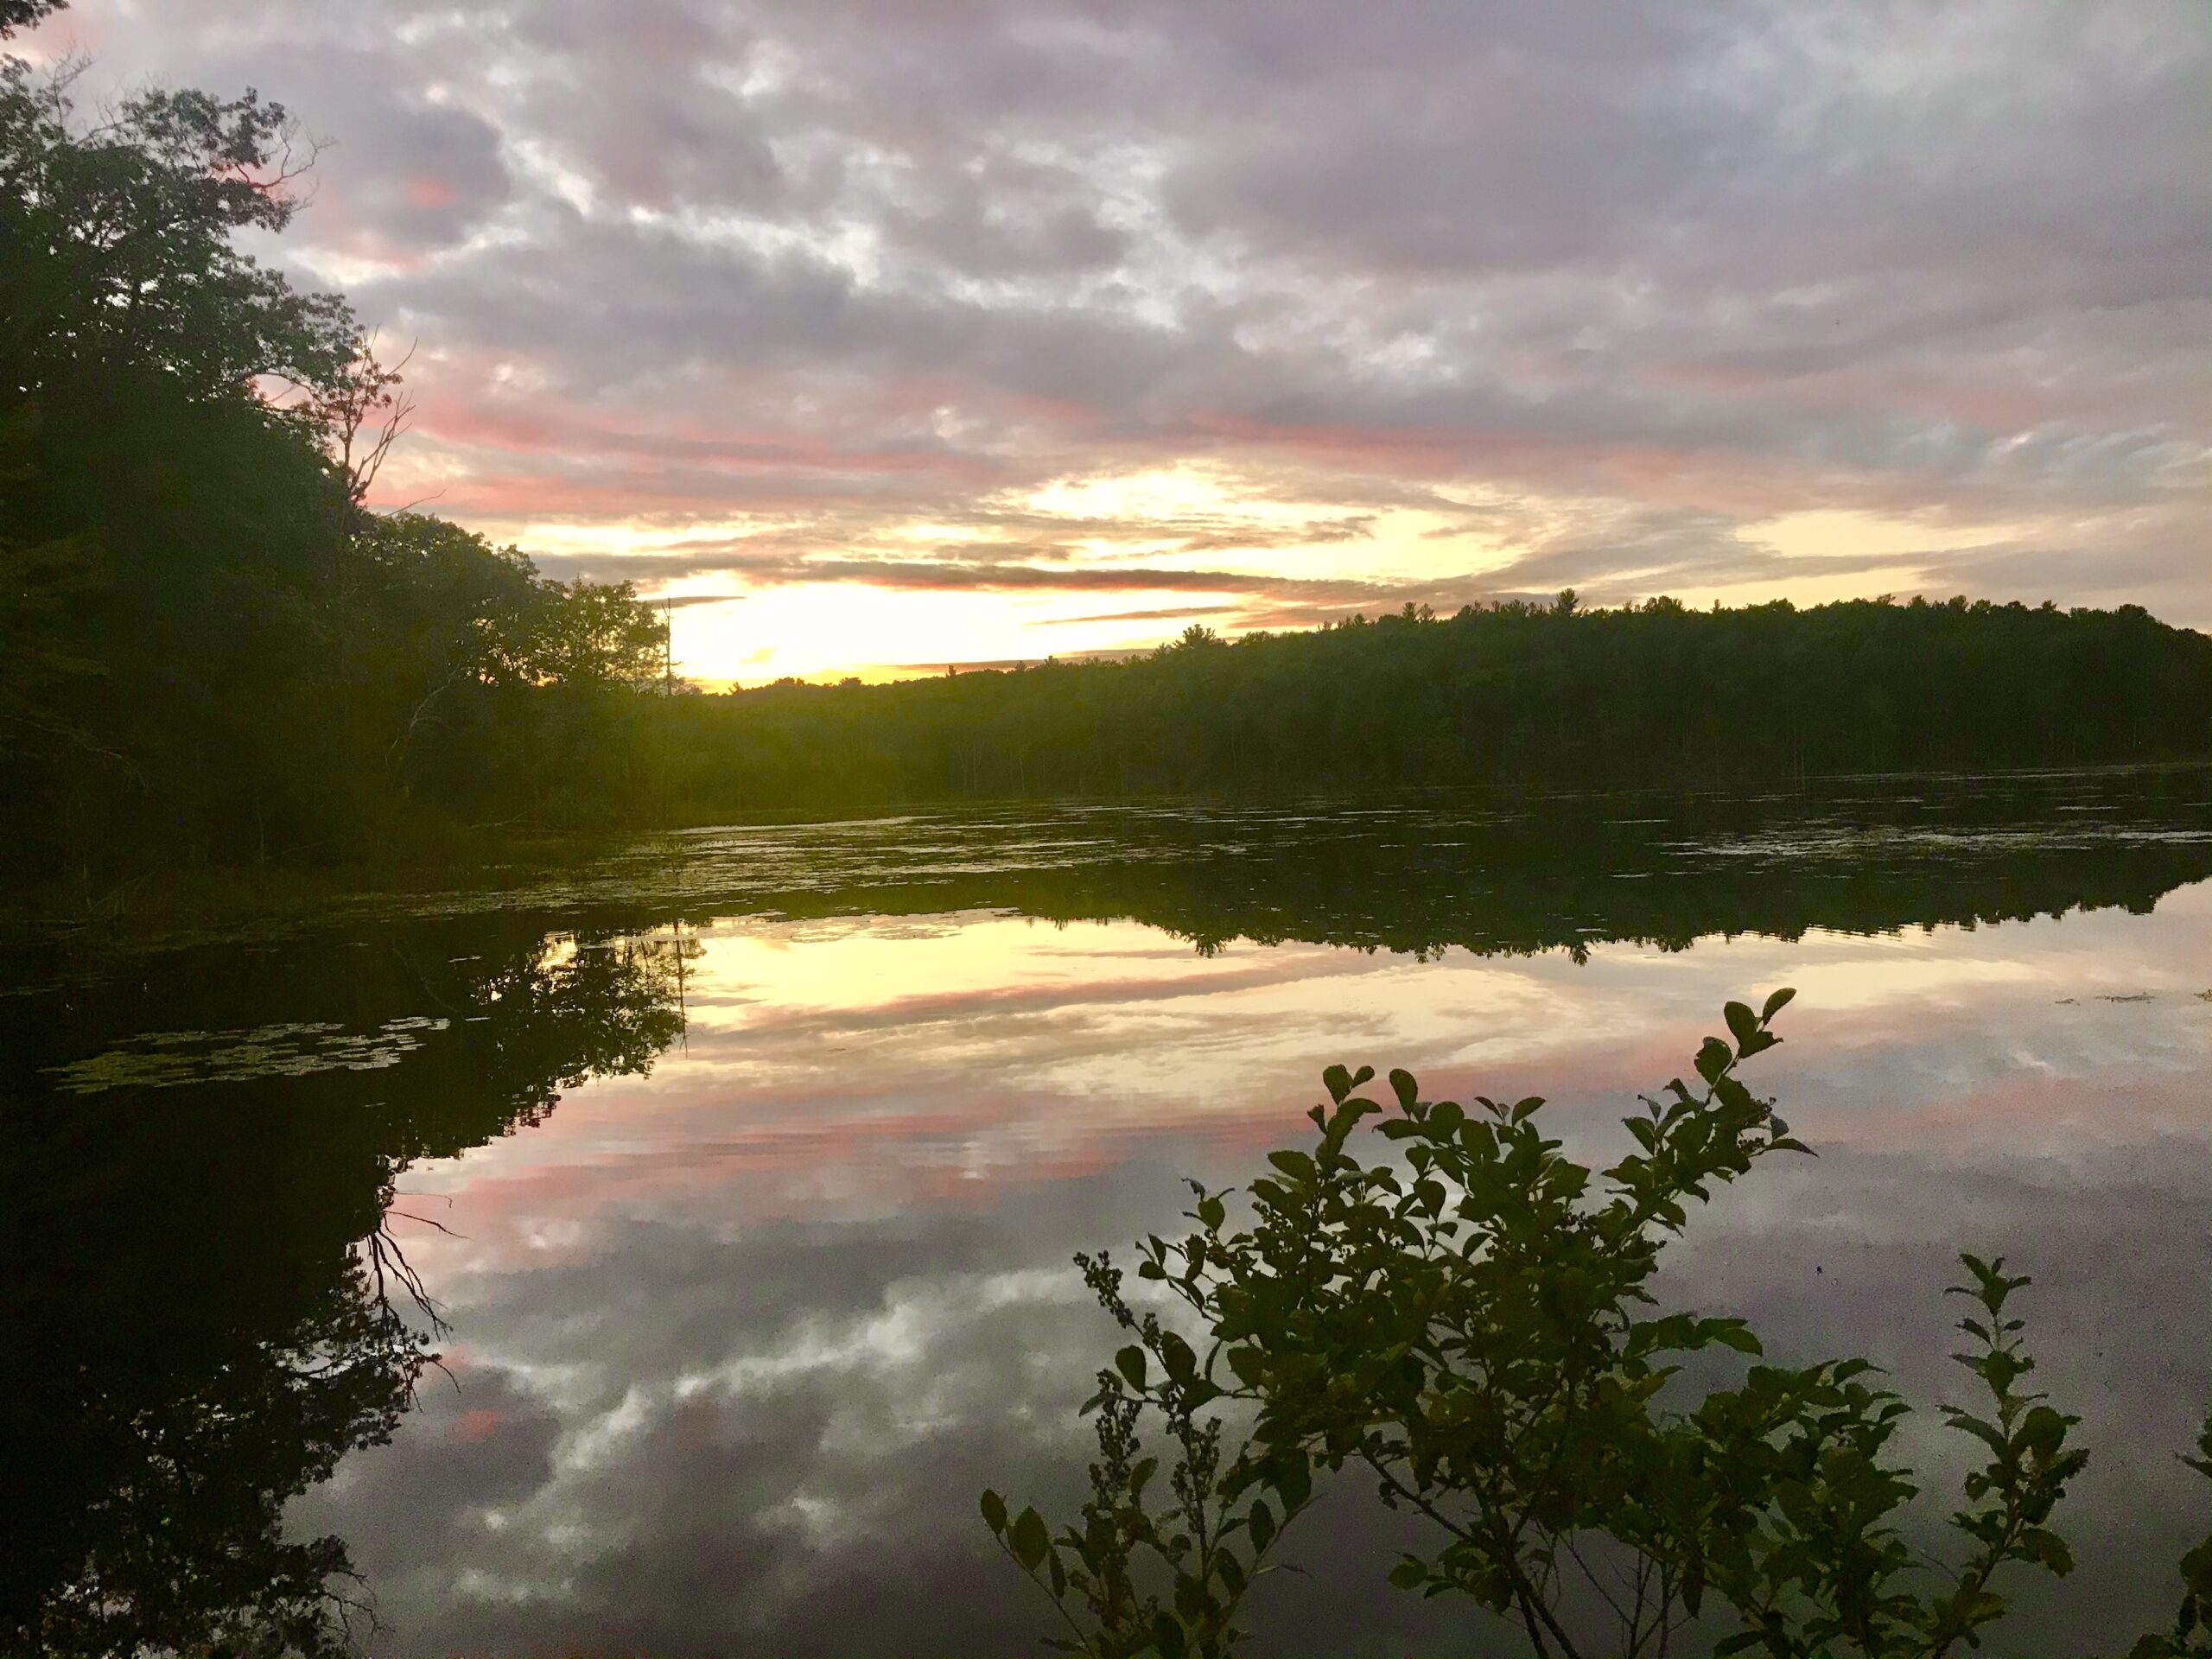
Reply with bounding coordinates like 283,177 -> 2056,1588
400,893 -> 2211,1243
318,885 -> 2212,1655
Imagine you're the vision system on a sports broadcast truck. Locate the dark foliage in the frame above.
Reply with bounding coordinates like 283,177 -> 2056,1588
0,922 -> 693,1654
0,58 -> 670,879
666,599 -> 2212,816
0,1 -> 61,39
989,997 -> 2212,1657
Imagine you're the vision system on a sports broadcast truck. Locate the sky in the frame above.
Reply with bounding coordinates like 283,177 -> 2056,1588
19,0 -> 2209,681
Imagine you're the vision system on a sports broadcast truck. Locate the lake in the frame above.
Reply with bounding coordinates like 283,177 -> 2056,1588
6,769 -> 2212,1656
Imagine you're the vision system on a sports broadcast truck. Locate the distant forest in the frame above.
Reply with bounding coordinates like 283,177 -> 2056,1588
4,22 -> 2210,881
663,598 -> 2212,816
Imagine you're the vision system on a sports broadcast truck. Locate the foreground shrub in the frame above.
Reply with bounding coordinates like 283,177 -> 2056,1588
986,992 -> 2212,1657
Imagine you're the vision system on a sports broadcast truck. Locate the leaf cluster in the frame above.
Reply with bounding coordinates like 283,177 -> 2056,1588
982,992 -> 2212,1657
982,1247 -> 1317,1659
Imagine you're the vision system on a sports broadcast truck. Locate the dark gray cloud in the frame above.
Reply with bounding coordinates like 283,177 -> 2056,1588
207,43 -> 513,255
21,0 -> 2209,652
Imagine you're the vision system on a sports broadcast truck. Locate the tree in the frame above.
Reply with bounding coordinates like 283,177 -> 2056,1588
653,597 -> 2212,819
526,578 -> 667,690
0,48 -> 702,873
0,67 -> 353,404
0,407 -> 104,765
0,1 -> 64,40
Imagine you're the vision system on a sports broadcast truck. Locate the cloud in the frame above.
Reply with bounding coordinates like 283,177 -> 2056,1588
1033,603 -> 1242,627
530,548 -> 1384,596
22,0 -> 2209,667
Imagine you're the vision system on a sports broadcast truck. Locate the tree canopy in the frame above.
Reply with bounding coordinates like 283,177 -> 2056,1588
660,596 -> 2212,817
0,52 -> 669,877
0,1 -> 63,39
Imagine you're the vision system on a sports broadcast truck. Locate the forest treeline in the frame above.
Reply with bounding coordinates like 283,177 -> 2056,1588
667,596 -> 2212,814
4,20 -> 2209,883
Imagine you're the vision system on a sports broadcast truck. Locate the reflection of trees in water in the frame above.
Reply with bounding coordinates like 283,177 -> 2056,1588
13,1246 -> 430,1657
0,928 -> 693,1656
745,784 -> 2212,964
2,781 -> 2203,1652
1022,823 -> 2212,962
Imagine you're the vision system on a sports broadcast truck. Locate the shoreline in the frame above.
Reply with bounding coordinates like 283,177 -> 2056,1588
6,758 -> 2207,960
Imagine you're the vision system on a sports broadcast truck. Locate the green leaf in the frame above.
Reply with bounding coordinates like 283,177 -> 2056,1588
1174,1575 -> 1207,1621
1946,1408 -> 2011,1459
1708,1321 -> 1764,1356
1388,1558 -> 1427,1590
1323,1064 -> 1353,1104
1762,985 -> 1797,1020
1389,1068 -> 1419,1109
1725,1001 -> 1758,1047
980,1489 -> 1007,1535
1695,1037 -> 1733,1086
1116,1345 -> 1148,1389
1248,1499 -> 1275,1552
2019,1526 -> 2075,1575
2180,1537 -> 2212,1593
1010,1506 -> 1050,1573
2019,1404 -> 2072,1454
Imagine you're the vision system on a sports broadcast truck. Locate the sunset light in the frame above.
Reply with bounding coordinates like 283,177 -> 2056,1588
7,1 -> 2208,1652
18,0 -> 2202,683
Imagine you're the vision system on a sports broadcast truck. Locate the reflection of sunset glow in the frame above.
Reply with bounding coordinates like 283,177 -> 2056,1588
314,877 -> 2212,1653
395,886 -> 2212,1283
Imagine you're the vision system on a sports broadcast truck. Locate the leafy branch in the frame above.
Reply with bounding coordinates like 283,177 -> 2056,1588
981,992 -> 2212,1656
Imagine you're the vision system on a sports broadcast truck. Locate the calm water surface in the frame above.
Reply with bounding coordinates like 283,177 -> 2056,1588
7,772 -> 2212,1656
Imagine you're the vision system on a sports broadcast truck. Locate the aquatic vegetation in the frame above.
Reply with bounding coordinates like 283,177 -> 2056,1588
43,1015 -> 450,1094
